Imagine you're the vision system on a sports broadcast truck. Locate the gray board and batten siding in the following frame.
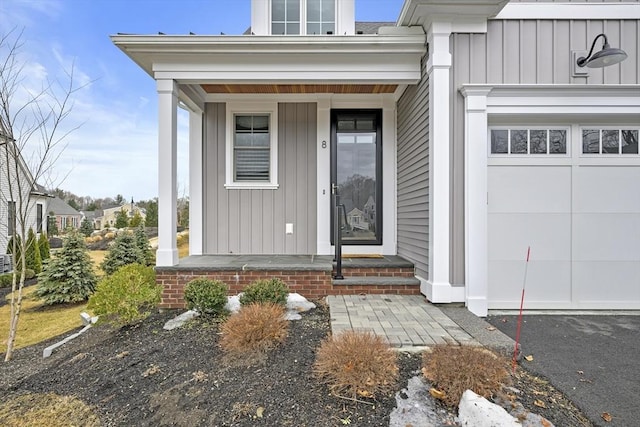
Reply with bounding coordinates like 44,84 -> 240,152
511,1 -> 637,3
203,102 -> 317,255
449,16 -> 640,286
397,54 -> 430,280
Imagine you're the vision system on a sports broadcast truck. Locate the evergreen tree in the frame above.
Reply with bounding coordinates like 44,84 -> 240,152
100,232 -> 145,275
134,225 -> 154,266
38,232 -> 51,260
130,211 -> 144,228
145,201 -> 158,227
115,208 -> 129,229
25,228 -> 42,274
36,230 -> 97,305
80,217 -> 94,236
47,212 -> 59,236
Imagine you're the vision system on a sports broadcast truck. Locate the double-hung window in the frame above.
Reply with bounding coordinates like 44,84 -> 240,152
226,103 -> 278,189
271,0 -> 335,35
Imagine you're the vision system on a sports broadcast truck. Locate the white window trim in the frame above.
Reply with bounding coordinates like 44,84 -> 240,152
488,126 -> 571,158
272,0 -> 337,36
225,102 -> 279,190
579,126 -> 640,157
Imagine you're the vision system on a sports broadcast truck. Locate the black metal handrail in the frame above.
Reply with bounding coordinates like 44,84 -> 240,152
333,188 -> 346,280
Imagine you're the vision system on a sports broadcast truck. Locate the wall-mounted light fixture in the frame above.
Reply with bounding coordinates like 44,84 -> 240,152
577,33 -> 627,68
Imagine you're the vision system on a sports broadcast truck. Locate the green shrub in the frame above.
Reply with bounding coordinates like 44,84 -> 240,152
100,232 -> 145,275
24,268 -> 35,280
0,273 -> 13,288
88,264 -> 160,326
239,278 -> 289,306
36,230 -> 97,305
184,278 -> 228,316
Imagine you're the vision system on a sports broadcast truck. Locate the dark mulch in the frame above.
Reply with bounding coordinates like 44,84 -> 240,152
0,302 -> 592,426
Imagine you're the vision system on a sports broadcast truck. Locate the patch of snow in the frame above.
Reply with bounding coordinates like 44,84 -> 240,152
458,390 -> 520,427
163,310 -> 200,330
390,376 -> 458,427
225,295 -> 241,313
226,293 -> 315,321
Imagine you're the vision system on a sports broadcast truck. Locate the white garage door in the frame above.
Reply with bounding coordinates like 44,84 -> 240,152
488,126 -> 640,309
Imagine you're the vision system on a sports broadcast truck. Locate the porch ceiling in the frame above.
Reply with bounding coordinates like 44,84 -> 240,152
201,84 -> 398,94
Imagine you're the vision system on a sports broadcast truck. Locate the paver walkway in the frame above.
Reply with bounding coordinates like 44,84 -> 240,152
327,294 -> 480,349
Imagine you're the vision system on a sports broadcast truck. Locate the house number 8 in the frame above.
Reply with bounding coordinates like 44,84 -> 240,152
321,140 -> 327,148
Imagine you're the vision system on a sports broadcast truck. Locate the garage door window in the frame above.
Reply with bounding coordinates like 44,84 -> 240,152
582,129 -> 639,155
490,128 -> 567,155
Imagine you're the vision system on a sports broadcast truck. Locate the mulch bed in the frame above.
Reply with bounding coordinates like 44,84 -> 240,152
0,302 -> 592,426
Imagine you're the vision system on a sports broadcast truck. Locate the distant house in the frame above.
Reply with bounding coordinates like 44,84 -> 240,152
48,196 -> 82,232
80,210 -> 99,230
0,126 -> 51,257
97,199 -> 146,228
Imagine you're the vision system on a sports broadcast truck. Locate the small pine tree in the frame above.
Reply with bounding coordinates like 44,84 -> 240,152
145,201 -> 158,227
80,218 -> 94,236
38,232 -> 51,260
115,208 -> 129,229
130,211 -> 143,228
100,232 -> 145,275
6,235 -> 23,271
134,225 -> 154,266
36,230 -> 97,305
47,212 -> 59,236
25,228 -> 42,274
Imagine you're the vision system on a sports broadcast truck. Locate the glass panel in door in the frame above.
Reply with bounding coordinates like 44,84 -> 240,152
331,110 -> 382,245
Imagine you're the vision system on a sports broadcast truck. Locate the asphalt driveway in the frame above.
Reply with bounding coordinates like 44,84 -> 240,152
487,314 -> 640,427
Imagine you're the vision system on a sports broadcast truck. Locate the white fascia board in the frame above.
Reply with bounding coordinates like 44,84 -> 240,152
398,0 -> 508,30
495,3 -> 640,20
112,34 -> 426,78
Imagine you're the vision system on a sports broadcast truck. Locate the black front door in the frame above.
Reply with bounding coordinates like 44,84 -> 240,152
330,109 -> 382,245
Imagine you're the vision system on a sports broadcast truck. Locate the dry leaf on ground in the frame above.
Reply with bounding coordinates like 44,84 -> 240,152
524,355 -> 534,362
601,412 -> 613,422
533,399 -> 547,408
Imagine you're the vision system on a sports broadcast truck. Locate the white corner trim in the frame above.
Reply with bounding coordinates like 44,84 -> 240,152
495,3 -> 640,20
225,102 -> 279,189
466,296 -> 488,318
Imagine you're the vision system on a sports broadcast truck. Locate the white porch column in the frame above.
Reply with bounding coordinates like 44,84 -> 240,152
156,79 -> 179,266
424,22 -> 453,301
188,107 -> 204,255
460,87 -> 491,317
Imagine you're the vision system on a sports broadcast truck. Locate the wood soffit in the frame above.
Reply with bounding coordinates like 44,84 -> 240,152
201,84 -> 398,94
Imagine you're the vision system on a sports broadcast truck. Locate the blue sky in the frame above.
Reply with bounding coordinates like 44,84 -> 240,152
1,0 -> 405,201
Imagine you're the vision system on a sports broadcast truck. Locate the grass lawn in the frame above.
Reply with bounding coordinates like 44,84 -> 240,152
1,232 -> 189,354
1,286 -> 87,353
87,250 -> 107,276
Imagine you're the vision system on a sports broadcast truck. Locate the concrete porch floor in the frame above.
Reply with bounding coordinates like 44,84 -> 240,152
327,294 -> 515,353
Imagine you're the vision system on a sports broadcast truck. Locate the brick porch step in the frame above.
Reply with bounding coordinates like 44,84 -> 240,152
331,276 -> 420,286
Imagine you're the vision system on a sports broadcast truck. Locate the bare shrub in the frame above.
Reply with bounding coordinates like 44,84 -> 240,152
421,344 -> 510,407
313,330 -> 398,399
219,303 -> 288,363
